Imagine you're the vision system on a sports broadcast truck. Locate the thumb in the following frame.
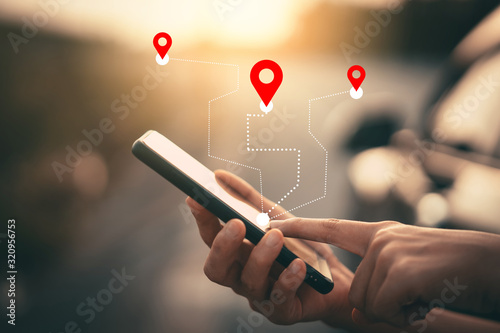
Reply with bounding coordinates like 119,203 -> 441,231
270,218 -> 392,257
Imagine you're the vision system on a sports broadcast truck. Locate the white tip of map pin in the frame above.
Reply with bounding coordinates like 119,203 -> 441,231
350,87 -> 363,99
260,101 -> 273,113
156,53 -> 170,65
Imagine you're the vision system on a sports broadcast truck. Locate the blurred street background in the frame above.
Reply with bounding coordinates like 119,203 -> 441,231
1,0 -> 499,332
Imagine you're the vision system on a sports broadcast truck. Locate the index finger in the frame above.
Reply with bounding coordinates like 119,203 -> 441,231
270,218 -> 390,257
186,196 -> 223,247
214,170 -> 293,220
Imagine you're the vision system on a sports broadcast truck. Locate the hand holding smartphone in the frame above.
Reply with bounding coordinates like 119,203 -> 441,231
132,130 -> 334,294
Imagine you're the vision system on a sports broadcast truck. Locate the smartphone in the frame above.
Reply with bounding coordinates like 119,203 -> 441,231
132,130 -> 334,294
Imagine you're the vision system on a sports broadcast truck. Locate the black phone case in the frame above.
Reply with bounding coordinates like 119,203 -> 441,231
132,134 -> 334,294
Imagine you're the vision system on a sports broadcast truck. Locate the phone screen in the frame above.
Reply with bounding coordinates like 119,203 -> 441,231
134,131 -> 332,287
215,177 -> 330,275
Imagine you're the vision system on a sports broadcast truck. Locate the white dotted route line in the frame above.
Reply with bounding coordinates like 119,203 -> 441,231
246,114 -> 301,213
170,58 -> 239,68
270,90 -> 349,219
170,56 -> 347,217
171,58 -> 265,212
270,150 -> 300,213
246,114 -> 264,147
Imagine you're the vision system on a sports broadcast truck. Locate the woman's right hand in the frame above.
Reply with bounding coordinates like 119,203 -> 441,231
270,217 -> 500,326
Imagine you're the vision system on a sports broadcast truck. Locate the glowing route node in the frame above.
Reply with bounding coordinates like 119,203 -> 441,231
256,213 -> 270,227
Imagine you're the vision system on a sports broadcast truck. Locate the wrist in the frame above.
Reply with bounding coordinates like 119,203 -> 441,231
322,311 -> 411,333
320,303 -> 394,333
480,234 -> 500,315
321,307 -> 353,330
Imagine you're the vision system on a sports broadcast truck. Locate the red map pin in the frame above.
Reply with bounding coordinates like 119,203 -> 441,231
250,60 -> 283,111
153,32 -> 172,60
347,65 -> 365,91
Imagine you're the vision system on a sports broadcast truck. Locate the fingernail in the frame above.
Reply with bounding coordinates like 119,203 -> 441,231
225,221 -> 240,238
290,260 -> 301,274
265,230 -> 281,247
